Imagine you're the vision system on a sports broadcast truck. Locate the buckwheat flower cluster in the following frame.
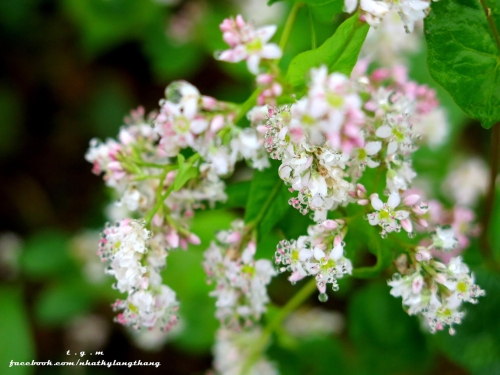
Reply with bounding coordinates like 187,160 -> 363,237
211,327 -> 279,375
203,220 -> 276,328
344,0 -> 430,32
217,15 -> 282,74
154,80 -> 269,176
388,255 -> 485,335
360,11 -> 422,66
98,219 -> 180,331
275,219 -> 352,300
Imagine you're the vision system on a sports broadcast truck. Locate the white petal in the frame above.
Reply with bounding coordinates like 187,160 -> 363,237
365,141 -> 382,155
387,141 -> 398,155
329,244 -> 343,261
388,192 -> 401,208
313,247 -> 326,260
246,54 -> 261,75
261,44 -> 282,60
375,125 -> 392,138
371,194 -> 384,210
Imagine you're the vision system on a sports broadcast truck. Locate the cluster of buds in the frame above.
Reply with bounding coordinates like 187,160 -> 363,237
275,220 -> 352,301
203,220 -> 276,329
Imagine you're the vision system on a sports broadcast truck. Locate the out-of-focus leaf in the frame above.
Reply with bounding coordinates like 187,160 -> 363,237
143,22 -> 204,81
432,268 -> 500,374
86,76 -> 134,138
352,227 -> 392,278
244,160 -> 293,239
489,188 -> 500,262
348,282 -> 432,374
0,287 -> 35,375
20,230 -> 74,279
35,279 -> 94,326
425,0 -> 500,128
163,210 -> 236,352
61,0 -> 162,56
309,1 -> 344,24
286,13 -> 369,87
218,180 -> 251,209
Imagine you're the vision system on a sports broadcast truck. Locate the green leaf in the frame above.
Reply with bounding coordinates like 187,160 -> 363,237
244,160 -> 293,239
20,230 -> 74,279
35,279 -> 94,326
286,13 -> 369,87
0,287 -> 35,375
425,0 -> 500,128
218,180 -> 251,209
173,154 -> 199,191
351,226 -> 393,279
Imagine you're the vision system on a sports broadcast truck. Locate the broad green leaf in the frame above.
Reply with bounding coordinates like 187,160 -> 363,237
351,225 -> 393,279
20,230 -> 74,279
35,279 -> 94,326
425,0 -> 500,128
0,287 -> 35,375
220,181 -> 251,209
348,282 -> 432,374
286,14 -> 369,87
244,160 -> 293,239
173,154 -> 199,191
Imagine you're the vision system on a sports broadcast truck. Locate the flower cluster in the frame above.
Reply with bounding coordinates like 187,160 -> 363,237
275,220 -> 352,299
389,256 -> 485,334
203,220 -> 276,329
217,15 -> 282,74
344,0 -> 430,32
99,219 -> 179,331
211,327 -> 278,375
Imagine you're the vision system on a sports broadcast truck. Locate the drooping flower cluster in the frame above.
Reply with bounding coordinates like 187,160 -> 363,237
98,219 -> 179,331
203,220 -> 276,329
389,256 -> 485,334
275,219 -> 352,299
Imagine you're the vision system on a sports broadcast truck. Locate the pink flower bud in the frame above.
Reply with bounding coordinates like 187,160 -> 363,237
210,115 -> 225,133
166,230 -> 179,248
322,220 -> 338,230
403,194 -> 421,206
226,231 -> 242,244
401,218 -> 413,233
357,199 -> 369,206
188,233 -> 201,245
417,218 -> 428,228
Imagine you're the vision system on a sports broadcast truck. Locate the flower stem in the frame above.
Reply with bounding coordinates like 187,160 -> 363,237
279,2 -> 304,52
235,89 -> 262,124
480,122 -> 500,261
307,6 -> 317,50
240,278 -> 317,375
478,0 -> 500,53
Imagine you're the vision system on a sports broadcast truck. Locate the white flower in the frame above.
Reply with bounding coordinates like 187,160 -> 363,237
367,192 -> 410,235
218,15 -> 282,74
431,226 -> 458,252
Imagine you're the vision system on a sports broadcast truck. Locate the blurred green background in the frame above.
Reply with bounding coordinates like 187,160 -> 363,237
1,0 -> 499,374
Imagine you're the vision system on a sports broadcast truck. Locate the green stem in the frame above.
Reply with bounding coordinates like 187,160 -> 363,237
279,2 -> 304,52
307,6 -> 317,50
478,0 -> 500,53
480,122 -> 500,261
144,184 -> 175,227
241,278 -> 317,375
234,89 -> 262,124
246,180 -> 283,233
